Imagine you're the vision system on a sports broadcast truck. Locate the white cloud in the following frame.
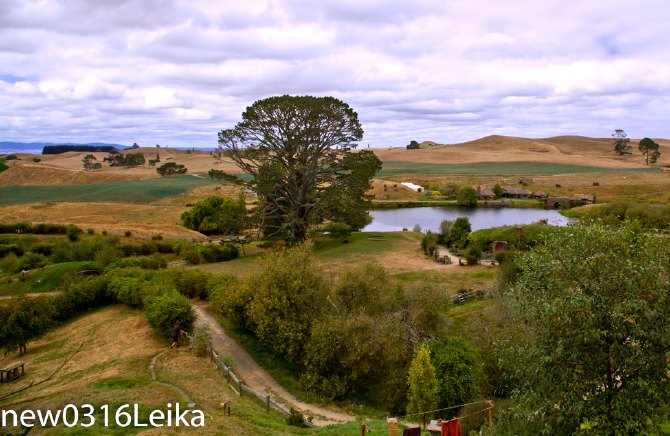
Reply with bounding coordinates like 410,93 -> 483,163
0,0 -> 668,146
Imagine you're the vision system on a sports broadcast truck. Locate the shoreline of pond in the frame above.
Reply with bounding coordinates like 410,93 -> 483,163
369,199 -> 565,211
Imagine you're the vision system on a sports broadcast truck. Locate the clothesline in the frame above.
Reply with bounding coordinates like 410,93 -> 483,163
457,405 -> 493,420
401,399 -> 492,419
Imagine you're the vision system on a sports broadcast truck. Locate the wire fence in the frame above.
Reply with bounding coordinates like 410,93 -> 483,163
179,330 -> 312,426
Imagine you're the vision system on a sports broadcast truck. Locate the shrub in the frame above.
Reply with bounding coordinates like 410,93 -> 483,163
181,194 -> 247,235
157,162 -> 187,176
199,243 -> 239,263
285,409 -> 305,426
323,222 -> 353,241
66,224 -> 82,242
50,276 -> 111,322
189,326 -> 211,357
4,154 -> 18,160
180,247 -> 203,265
106,276 -> 149,308
0,253 -> 21,274
427,339 -> 480,416
145,290 -> 195,339
456,186 -> 478,207
462,245 -> 482,266
124,230 -> 132,237
172,269 -> 211,299
86,228 -> 95,234
32,157 -> 41,163
420,231 -> 439,256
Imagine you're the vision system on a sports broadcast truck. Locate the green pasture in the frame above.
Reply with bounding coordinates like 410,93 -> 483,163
0,175 -> 218,206
378,161 -> 661,176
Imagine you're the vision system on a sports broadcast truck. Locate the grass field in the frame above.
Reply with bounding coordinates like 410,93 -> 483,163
0,261 -> 96,297
0,175 -> 218,206
378,161 -> 661,176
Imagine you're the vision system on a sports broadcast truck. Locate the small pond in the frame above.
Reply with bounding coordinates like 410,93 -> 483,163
362,207 -> 570,232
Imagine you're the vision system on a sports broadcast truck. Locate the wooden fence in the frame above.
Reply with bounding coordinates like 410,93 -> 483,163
179,330 -> 312,426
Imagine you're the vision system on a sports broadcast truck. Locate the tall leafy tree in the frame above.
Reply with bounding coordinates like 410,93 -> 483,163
505,222 -> 670,433
407,344 -> 439,427
611,129 -> 631,155
638,137 -> 661,165
212,95 -> 379,241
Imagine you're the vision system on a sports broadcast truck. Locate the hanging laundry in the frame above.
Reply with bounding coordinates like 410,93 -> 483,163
440,417 -> 461,436
403,426 -> 421,436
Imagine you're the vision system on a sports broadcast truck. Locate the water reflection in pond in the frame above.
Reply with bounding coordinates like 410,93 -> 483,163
362,207 -> 570,232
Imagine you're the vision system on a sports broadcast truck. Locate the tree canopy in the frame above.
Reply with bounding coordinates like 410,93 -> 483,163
611,129 -> 631,155
157,162 -> 187,176
638,137 -> 661,165
181,194 -> 247,235
211,95 -> 380,241
505,222 -> 670,433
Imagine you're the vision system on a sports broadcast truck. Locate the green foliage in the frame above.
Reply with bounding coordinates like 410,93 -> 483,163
199,243 -> 239,263
94,245 -> 120,269
208,274 -> 248,327
420,231 -> 438,256
156,162 -> 187,176
461,245 -> 481,265
189,325 -> 211,357
438,219 -> 453,245
406,344 -> 439,427
144,290 -> 195,339
82,154 -> 101,170
172,269 -> 212,299
427,339 -> 480,416
4,154 -> 18,160
243,243 -> 326,362
66,224 -> 82,241
493,183 -> 503,198
0,296 -> 52,355
577,201 -> 670,230
50,276 -> 111,322
403,282 -> 449,338
456,186 -> 478,207
105,151 -> 146,167
406,140 -> 420,150
612,129 -> 631,155
332,262 -> 398,315
505,222 -> 670,433
323,222 -> 353,241
214,95 -> 375,241
638,137 -> 661,165
449,217 -> 472,248
0,158 -> 7,173
285,408 -> 305,426
181,194 -> 247,235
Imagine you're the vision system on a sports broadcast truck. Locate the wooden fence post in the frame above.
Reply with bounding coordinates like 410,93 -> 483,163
266,395 -> 270,412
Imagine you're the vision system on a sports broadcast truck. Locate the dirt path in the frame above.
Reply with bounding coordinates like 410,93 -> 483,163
192,303 -> 354,426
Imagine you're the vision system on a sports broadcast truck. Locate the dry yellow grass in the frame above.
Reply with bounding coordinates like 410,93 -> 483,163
0,306 -> 171,412
1,148 -> 242,187
372,135 -> 670,169
0,202 -> 206,240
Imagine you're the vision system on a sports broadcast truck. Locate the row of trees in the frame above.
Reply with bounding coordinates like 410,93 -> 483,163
0,268 -> 195,356
612,129 -> 662,163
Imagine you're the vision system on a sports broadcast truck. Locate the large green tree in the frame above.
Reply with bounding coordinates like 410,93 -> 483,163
638,137 -> 661,165
505,222 -> 670,433
211,95 -> 379,241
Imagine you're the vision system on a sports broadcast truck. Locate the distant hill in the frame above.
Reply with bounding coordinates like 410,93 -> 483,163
0,141 -> 128,155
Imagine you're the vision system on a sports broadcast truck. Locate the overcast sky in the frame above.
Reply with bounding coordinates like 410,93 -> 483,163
1,0 -> 669,148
